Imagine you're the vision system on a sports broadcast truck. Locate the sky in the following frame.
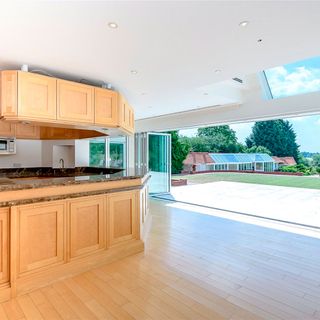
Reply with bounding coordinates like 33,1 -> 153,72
264,56 -> 320,99
180,56 -> 320,153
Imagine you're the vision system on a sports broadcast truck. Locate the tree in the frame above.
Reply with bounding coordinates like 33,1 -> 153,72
197,125 -> 243,153
246,120 -> 300,161
312,154 -> 320,167
245,145 -> 272,155
166,131 -> 190,174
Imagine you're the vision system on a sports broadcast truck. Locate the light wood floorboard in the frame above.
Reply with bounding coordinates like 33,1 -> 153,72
2,199 -> 320,319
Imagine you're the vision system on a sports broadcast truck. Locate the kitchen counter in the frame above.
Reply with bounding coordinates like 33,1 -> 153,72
0,167 -> 149,207
0,167 -> 147,192
0,166 -> 150,300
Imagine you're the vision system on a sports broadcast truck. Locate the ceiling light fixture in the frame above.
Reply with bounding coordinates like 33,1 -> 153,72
214,69 -> 221,74
131,70 -> 138,75
257,38 -> 263,43
203,92 -> 208,96
108,22 -> 118,29
239,21 -> 249,27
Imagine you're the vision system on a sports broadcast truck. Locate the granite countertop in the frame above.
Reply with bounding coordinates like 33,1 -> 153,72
0,167 -> 148,192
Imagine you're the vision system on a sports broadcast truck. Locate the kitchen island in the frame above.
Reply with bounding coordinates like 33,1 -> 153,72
0,167 -> 149,301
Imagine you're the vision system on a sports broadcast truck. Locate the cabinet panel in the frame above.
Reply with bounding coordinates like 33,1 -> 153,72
94,88 -> 118,126
16,202 -> 66,274
16,123 -> 40,139
69,196 -> 105,259
18,71 -> 57,120
0,120 -> 16,137
57,80 -> 94,123
107,191 -> 139,246
0,71 -> 18,117
118,95 -> 134,133
0,208 -> 9,284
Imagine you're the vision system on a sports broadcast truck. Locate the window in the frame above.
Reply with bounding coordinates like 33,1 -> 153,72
89,136 -> 128,168
263,56 -> 320,99
110,137 -> 127,169
89,139 -> 106,167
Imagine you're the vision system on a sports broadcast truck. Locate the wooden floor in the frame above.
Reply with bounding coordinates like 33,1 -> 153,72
1,199 -> 320,320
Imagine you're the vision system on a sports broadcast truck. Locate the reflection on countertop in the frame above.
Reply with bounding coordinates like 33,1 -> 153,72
0,167 -> 149,191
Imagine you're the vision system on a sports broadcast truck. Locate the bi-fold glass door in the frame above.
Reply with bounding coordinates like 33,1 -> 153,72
135,132 -> 171,195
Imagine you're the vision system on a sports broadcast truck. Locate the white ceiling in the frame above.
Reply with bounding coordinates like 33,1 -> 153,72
0,1 -> 320,119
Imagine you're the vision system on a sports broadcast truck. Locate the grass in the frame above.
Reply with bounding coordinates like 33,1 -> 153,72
175,172 -> 320,190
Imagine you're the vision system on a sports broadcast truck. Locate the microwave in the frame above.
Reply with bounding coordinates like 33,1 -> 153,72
0,138 -> 16,154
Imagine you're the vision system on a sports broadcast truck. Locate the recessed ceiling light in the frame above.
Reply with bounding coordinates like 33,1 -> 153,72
214,69 -> 221,74
257,39 -> 263,43
131,70 -> 138,75
203,92 -> 208,96
239,21 -> 249,27
108,22 -> 118,29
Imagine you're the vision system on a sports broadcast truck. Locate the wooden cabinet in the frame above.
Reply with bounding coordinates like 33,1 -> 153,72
0,208 -> 9,284
1,71 -> 56,120
68,196 -> 105,259
1,71 -> 18,116
119,94 -> 134,133
15,123 -> 40,139
57,80 -> 94,124
18,72 -> 57,120
0,120 -> 15,137
1,70 -> 135,136
107,191 -> 139,246
94,88 -> 118,126
13,201 -> 66,275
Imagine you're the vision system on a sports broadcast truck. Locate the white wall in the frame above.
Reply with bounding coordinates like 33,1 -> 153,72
42,140 -> 75,168
52,145 -> 75,168
75,140 -> 90,167
0,140 -> 42,168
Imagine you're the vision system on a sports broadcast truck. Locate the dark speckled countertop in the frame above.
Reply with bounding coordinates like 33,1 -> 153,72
0,167 -> 148,192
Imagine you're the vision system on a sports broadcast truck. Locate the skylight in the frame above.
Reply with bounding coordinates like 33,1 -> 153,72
263,56 -> 320,99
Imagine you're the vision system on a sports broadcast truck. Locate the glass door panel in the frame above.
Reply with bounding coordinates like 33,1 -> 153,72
135,132 -> 171,194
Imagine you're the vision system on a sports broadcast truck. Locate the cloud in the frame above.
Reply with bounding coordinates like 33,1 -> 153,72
265,64 -> 320,98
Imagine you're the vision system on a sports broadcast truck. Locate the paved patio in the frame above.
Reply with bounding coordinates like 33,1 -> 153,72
161,182 -> 320,227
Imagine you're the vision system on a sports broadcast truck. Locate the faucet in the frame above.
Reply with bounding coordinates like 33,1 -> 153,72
59,158 -> 65,169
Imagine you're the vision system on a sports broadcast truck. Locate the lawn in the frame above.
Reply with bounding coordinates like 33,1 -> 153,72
176,172 -> 320,190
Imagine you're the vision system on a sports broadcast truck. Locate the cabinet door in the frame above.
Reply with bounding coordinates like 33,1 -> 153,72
1,71 -> 18,117
94,88 -> 118,126
119,95 -> 134,133
107,191 -> 139,246
57,80 -> 94,123
18,71 -> 57,120
0,120 -> 15,137
15,201 -> 66,275
69,196 -> 105,259
16,123 -> 40,139
0,208 -> 9,284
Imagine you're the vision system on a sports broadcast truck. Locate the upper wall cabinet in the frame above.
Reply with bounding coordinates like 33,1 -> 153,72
0,71 -> 135,136
118,94 -> 135,134
0,120 -> 16,137
18,72 -> 57,120
57,80 -> 94,124
1,71 -> 57,121
94,88 -> 118,127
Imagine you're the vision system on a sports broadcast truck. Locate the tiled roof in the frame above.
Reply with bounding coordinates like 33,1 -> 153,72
272,156 -> 297,165
183,152 -> 214,165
